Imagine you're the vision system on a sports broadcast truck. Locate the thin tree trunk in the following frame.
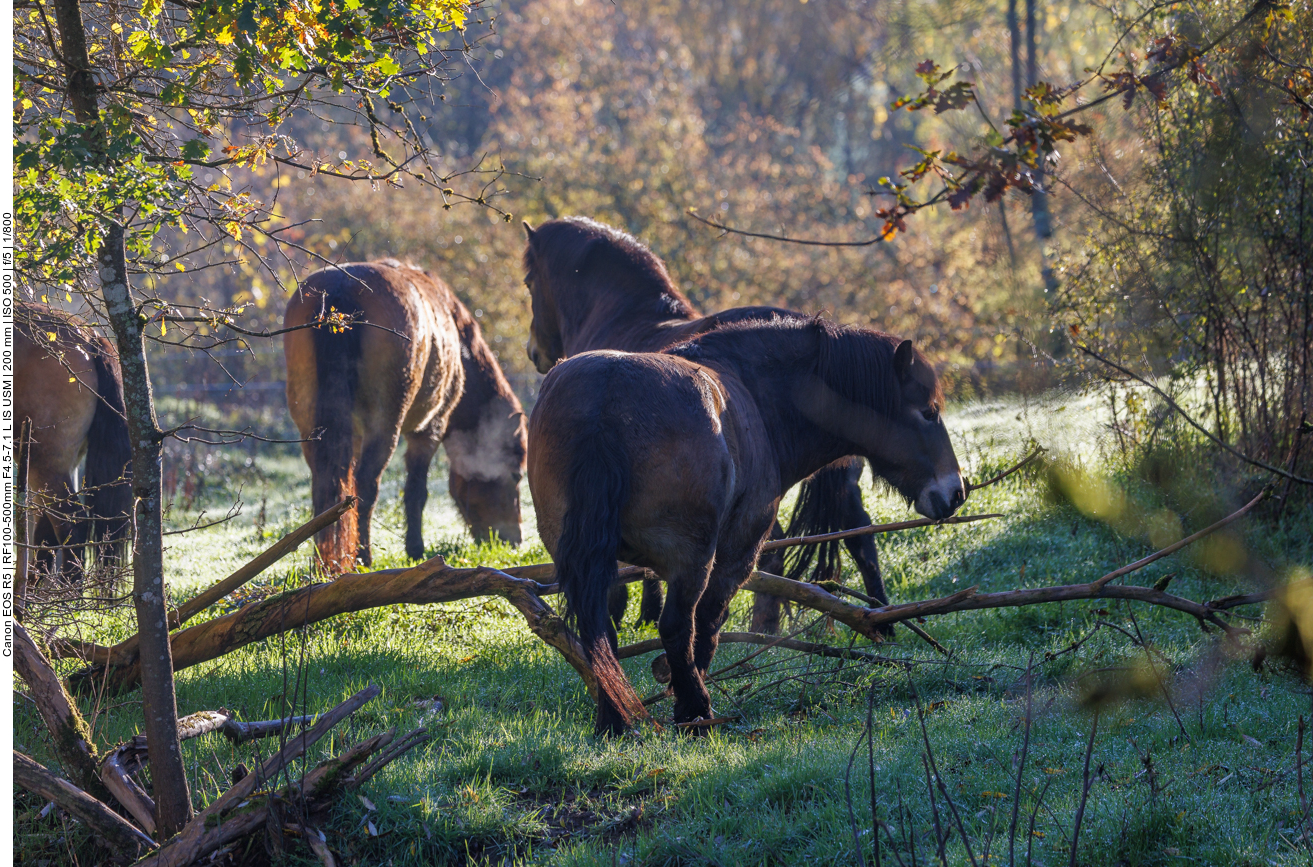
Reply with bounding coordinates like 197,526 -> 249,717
98,223 -> 193,838
1025,0 -> 1058,290
1008,0 -> 1022,109
50,0 -> 192,836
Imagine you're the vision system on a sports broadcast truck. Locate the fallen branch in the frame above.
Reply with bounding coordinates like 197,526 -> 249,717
70,487 -> 1267,699
70,559 -> 594,697
13,621 -> 110,801
759,513 -> 1003,554
820,581 -> 950,655
14,750 -> 156,857
136,720 -> 427,867
100,748 -> 157,836
173,498 -> 357,626
1090,489 -> 1267,589
135,685 -> 381,867
617,631 -> 898,665
74,500 -> 357,668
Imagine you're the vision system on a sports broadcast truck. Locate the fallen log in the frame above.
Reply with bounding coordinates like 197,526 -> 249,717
13,621 -> 111,802
70,558 -> 594,697
67,500 -> 356,668
13,750 -> 157,857
133,690 -> 428,867
134,685 -> 380,867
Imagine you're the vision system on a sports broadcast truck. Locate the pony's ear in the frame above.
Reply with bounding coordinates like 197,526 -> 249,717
522,221 -> 536,240
893,339 -> 916,380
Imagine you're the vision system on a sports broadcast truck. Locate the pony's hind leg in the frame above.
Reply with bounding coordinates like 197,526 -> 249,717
692,545 -> 762,680
657,555 -> 715,725
402,432 -> 441,561
353,436 -> 399,567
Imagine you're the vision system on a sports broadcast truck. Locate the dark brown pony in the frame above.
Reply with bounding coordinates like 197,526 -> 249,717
529,318 -> 965,734
14,304 -> 133,578
522,217 -> 888,630
284,260 -> 526,572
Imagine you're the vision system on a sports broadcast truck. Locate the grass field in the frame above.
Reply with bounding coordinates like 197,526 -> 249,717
15,389 -> 1313,866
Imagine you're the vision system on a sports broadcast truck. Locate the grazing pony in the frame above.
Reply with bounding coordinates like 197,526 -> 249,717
529,318 -> 965,734
284,261 -> 526,572
14,304 -> 133,579
522,217 -> 888,631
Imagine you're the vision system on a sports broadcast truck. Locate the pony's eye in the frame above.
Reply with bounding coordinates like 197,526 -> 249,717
921,409 -> 939,422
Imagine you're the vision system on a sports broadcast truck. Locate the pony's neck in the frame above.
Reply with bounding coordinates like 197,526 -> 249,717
561,269 -> 699,355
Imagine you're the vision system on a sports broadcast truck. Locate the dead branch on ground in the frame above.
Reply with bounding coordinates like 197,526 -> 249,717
13,750 -> 157,857
69,558 -> 595,697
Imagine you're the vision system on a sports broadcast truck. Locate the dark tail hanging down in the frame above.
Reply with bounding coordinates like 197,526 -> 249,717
309,282 -> 365,572
555,424 -> 649,736
84,340 -> 133,563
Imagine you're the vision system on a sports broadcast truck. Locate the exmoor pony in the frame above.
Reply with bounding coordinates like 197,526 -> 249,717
523,217 -> 892,632
15,304 -> 132,579
529,317 -> 964,734
284,261 -> 526,572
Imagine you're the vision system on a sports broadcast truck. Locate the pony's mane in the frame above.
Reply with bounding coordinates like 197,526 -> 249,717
670,316 -> 943,415
525,217 -> 697,320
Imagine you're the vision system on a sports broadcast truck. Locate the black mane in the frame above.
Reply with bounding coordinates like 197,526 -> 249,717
526,217 -> 698,321
670,316 -> 941,417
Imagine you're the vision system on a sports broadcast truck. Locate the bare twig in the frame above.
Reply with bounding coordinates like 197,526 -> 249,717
760,513 -> 1004,554
1008,654 -> 1035,867
910,674 -> 979,867
1068,711 -> 1100,867
1078,346 -> 1313,485
968,447 -> 1045,493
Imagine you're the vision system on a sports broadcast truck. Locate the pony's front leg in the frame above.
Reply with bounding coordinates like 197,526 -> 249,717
657,558 -> 714,725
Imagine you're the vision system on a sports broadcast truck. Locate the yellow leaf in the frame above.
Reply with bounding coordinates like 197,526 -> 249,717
69,376 -> 76,383
65,292 -> 72,302
46,332 -> 57,341
175,262 -> 185,271
160,319 -> 167,336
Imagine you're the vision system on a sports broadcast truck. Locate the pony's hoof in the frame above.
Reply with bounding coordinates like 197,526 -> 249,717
651,653 -> 671,684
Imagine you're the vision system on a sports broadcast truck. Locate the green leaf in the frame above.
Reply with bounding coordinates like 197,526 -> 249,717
180,138 -> 211,160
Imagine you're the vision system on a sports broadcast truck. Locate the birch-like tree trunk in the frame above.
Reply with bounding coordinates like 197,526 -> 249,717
50,0 -> 193,838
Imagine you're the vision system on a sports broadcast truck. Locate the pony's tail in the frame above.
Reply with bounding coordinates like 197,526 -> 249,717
780,461 -> 851,585
309,286 -> 364,573
556,426 -> 648,736
85,341 -> 133,564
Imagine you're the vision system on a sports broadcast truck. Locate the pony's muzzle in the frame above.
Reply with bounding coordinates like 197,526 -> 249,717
915,473 -> 966,520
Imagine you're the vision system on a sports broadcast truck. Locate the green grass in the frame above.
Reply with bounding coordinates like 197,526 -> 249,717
15,390 -> 1313,866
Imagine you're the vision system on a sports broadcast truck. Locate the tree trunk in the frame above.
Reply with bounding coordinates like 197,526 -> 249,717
1024,0 -> 1058,290
49,0 -> 192,836
98,224 -> 193,837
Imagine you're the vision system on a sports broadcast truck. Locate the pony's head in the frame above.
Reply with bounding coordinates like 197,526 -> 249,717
446,405 -> 528,545
522,217 -> 695,373
799,324 -> 965,520
522,221 -> 564,373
